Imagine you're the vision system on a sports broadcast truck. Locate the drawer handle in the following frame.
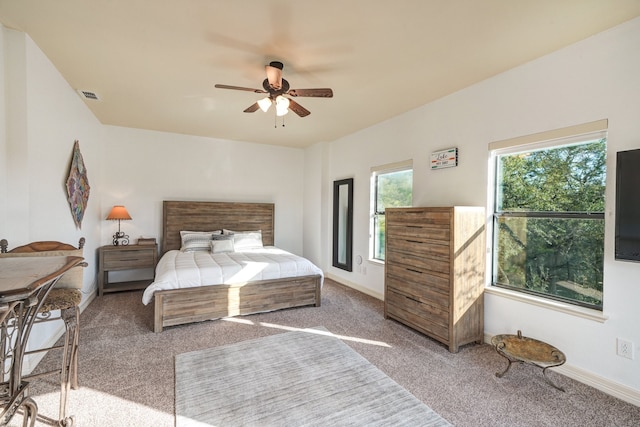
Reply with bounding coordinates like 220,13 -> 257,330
406,295 -> 421,303
405,239 -> 422,244
407,268 -> 422,274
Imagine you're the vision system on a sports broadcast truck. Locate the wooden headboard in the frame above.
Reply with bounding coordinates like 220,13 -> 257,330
162,201 -> 275,254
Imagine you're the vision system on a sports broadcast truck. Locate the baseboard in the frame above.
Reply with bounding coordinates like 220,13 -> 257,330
555,364 -> 640,407
483,333 -> 640,407
22,286 -> 98,374
79,286 -> 98,312
324,273 -> 383,301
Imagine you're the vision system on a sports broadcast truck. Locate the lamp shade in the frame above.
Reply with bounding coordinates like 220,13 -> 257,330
106,205 -> 132,221
257,97 -> 272,112
275,95 -> 289,116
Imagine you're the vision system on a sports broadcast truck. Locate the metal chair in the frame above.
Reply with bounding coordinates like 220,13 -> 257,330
0,238 -> 86,427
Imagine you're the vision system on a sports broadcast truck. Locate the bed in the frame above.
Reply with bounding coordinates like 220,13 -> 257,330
146,201 -> 323,333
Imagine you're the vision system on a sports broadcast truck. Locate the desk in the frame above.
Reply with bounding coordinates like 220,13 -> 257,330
491,330 -> 566,391
0,256 -> 84,427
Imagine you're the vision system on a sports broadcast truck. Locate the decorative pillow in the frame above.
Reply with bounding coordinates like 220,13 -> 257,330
212,233 -> 233,240
0,249 -> 84,289
230,230 -> 263,250
210,236 -> 234,254
180,230 -> 222,237
179,230 -> 222,252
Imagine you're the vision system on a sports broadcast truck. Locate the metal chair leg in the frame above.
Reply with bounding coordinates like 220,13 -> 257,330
68,308 -> 80,391
58,306 -> 79,426
21,396 -> 38,427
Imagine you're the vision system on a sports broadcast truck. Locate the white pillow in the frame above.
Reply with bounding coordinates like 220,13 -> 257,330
210,238 -> 234,254
180,230 -> 222,238
230,231 -> 263,250
180,230 -> 222,252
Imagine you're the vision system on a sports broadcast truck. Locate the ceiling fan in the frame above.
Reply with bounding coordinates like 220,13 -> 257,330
215,61 -> 333,118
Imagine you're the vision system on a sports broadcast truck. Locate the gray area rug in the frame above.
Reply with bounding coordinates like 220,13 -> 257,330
175,328 -> 452,426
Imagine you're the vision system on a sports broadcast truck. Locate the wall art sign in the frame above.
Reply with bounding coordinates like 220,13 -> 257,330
431,147 -> 458,170
66,140 -> 91,229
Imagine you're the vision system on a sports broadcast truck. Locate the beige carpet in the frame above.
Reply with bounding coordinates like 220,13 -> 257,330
8,278 -> 640,426
176,328 -> 451,426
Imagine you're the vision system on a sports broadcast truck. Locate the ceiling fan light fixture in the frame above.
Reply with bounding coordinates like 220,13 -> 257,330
257,97 -> 272,112
275,95 -> 290,116
275,95 -> 289,108
276,105 -> 289,116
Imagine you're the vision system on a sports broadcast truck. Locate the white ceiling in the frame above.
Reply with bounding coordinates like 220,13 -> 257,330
1,1 -> 639,148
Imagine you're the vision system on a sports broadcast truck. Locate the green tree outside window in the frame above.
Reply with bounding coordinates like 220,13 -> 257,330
493,139 -> 606,309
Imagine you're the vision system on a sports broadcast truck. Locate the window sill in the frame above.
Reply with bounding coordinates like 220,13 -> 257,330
367,258 -> 385,266
484,286 -> 608,323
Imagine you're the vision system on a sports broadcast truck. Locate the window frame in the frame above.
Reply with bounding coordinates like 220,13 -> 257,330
370,160 -> 413,262
488,120 -> 608,311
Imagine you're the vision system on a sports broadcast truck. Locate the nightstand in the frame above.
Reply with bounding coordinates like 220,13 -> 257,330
98,244 -> 158,296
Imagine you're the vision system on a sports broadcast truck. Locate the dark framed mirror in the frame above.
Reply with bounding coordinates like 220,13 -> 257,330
333,178 -> 353,271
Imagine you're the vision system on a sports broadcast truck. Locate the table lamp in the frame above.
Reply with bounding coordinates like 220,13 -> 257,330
106,205 -> 132,246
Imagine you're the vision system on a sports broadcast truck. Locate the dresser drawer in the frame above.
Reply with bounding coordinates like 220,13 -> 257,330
102,248 -> 155,269
386,238 -> 449,261
386,266 -> 450,304
386,247 -> 450,275
386,289 -> 448,326
386,223 -> 450,242
386,208 -> 451,226
386,290 -> 449,343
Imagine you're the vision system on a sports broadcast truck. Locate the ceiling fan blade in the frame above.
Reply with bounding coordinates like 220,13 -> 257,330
287,98 -> 310,117
215,84 -> 267,94
243,102 -> 260,113
288,88 -> 333,98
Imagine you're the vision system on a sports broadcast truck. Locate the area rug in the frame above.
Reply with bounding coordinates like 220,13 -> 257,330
175,328 -> 451,426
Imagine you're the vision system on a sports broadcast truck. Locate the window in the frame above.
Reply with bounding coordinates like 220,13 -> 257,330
490,125 -> 607,310
371,161 -> 413,261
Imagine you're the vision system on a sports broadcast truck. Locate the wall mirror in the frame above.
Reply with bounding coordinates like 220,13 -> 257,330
333,178 -> 353,271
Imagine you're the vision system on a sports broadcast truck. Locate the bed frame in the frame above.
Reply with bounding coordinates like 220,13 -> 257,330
152,201 -> 322,332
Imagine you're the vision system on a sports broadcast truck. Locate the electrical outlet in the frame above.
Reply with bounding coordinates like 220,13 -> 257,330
617,338 -> 634,359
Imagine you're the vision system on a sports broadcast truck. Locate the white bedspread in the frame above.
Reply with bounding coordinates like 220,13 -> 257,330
142,246 -> 323,305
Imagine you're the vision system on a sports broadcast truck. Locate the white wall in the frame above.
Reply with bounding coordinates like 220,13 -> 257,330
302,141 -> 329,268
1,27 -> 104,364
0,27 -> 9,233
1,27 -> 103,294
308,17 -> 640,401
100,125 -> 306,255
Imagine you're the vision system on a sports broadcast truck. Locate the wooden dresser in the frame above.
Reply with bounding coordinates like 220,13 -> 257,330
384,206 -> 485,352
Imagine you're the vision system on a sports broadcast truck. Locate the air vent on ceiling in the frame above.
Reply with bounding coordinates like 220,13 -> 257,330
77,90 -> 100,101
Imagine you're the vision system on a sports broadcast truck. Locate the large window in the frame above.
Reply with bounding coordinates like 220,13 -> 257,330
371,161 -> 413,261
491,129 -> 606,310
